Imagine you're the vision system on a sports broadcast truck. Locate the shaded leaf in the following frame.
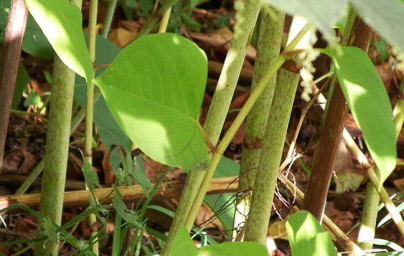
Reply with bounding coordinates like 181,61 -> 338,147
94,33 -> 209,170
262,0 -> 346,42
350,0 -> 404,53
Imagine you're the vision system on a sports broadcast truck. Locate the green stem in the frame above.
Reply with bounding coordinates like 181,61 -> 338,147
158,6 -> 172,33
233,6 -> 285,240
159,1 -> 262,254
100,0 -> 117,38
185,24 -> 311,232
359,78 -> 404,249
243,67 -> 300,243
135,0 -> 179,39
86,0 -> 98,254
33,55 -> 76,256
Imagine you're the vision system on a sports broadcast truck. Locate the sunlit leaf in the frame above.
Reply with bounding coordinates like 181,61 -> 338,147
333,46 -> 396,182
94,33 -> 209,170
24,0 -> 93,83
171,227 -> 267,256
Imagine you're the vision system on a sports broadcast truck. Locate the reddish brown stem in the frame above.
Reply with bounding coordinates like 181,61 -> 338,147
303,16 -> 373,220
0,0 -> 28,170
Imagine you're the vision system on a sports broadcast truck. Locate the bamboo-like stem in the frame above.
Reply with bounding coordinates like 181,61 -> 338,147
158,6 -> 172,33
100,0 -> 117,38
233,6 -> 285,240
242,16 -> 311,243
0,0 -> 28,170
359,78 -> 404,249
15,89 -> 101,195
160,1 -> 262,255
243,68 -> 300,244
303,11 -> 373,221
367,167 -> 404,236
86,0 -> 98,254
185,24 -> 311,231
34,1 -> 83,255
33,54 -> 77,256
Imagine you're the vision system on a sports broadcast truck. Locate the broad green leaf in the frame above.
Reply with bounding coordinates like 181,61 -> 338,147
286,211 -> 337,256
349,0 -> 404,53
262,0 -> 346,42
24,0 -> 93,83
171,227 -> 199,256
94,33 -> 209,171
171,227 -> 267,256
333,46 -> 396,182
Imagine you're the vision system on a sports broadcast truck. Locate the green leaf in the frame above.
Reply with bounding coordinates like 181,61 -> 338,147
333,46 -> 396,182
112,185 -> 142,228
12,64 -> 30,109
24,0 -> 93,83
349,0 -> 404,53
94,33 -> 209,170
286,210 -> 337,256
262,0 -> 347,42
80,151 -> 99,194
171,227 -> 267,256
133,155 -> 152,192
171,227 -> 199,256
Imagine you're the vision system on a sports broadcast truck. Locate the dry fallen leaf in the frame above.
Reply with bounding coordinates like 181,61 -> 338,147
108,28 -> 137,48
267,220 -> 288,240
190,26 -> 256,60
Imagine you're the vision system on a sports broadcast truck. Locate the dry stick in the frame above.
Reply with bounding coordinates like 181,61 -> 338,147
85,0 -> 99,254
184,24 -> 311,232
233,6 -> 285,241
0,177 -> 238,211
0,0 -> 28,170
160,1 -> 262,255
302,12 -> 373,221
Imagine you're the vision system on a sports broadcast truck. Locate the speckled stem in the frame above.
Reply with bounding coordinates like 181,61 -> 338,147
34,1 -> 82,255
233,6 -> 284,240
160,1 -> 262,255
